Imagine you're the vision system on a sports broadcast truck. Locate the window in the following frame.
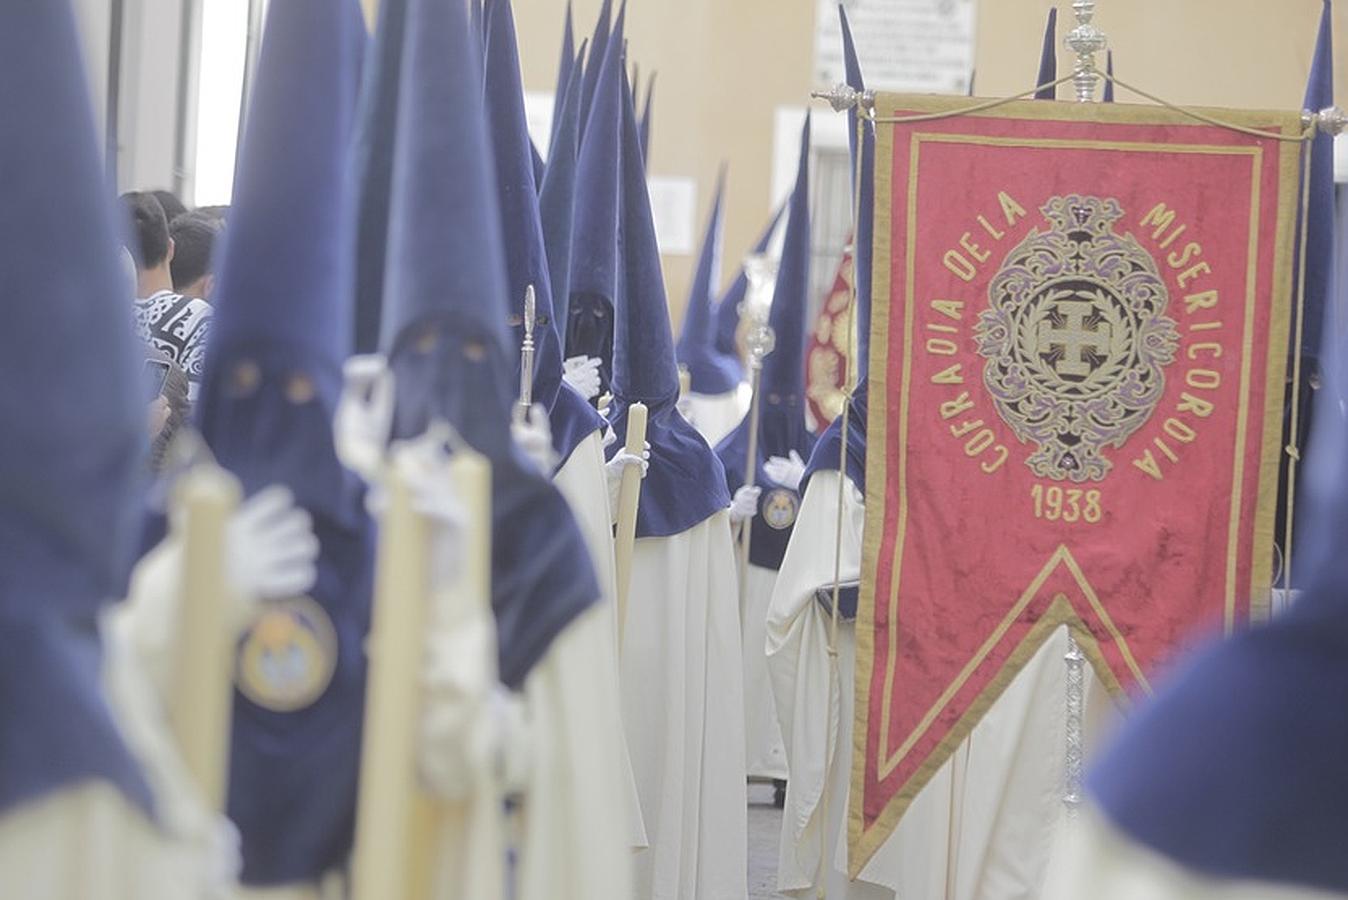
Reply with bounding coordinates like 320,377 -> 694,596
190,0 -> 265,206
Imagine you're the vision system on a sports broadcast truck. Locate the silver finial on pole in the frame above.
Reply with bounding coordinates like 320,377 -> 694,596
518,284 -> 536,413
1064,0 -> 1109,103
1315,106 -> 1348,136
811,83 -> 876,115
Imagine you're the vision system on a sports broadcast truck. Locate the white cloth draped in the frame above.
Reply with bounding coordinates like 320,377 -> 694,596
767,471 -> 1118,899
0,539 -> 232,900
621,511 -> 748,900
1042,808 -> 1348,900
553,430 -> 649,850
686,387 -> 750,449
742,563 -> 788,780
515,603 -> 634,900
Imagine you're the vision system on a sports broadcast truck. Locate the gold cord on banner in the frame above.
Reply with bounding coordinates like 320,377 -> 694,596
855,72 -> 1317,145
1283,140 -> 1316,595
821,71 -> 1325,607
816,107 -> 868,900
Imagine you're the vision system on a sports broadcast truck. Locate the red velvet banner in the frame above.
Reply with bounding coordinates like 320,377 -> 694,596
805,239 -> 857,431
852,94 -> 1304,872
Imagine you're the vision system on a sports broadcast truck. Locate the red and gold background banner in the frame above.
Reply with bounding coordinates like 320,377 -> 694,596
806,238 -> 858,431
851,94 -> 1304,871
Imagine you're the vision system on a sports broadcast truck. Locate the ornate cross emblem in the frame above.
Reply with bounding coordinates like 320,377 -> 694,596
975,195 -> 1180,482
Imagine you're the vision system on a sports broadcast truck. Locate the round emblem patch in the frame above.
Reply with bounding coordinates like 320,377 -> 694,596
762,488 -> 800,530
236,596 -> 338,712
974,195 -> 1180,483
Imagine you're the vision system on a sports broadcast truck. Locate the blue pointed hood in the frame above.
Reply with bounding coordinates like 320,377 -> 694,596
193,0 -> 376,884
198,0 -> 366,525
1089,15 -> 1346,878
639,72 -> 656,169
484,0 -> 604,465
1035,8 -> 1057,100
471,0 -> 484,43
541,40 -> 587,335
1299,0 -> 1334,363
579,0 -> 614,137
1275,0 -> 1335,580
549,0 -> 575,142
350,0 -> 409,355
347,0 -> 369,79
759,116 -> 813,408
841,2 -> 875,381
715,115 -> 818,570
803,376 -> 869,495
798,5 -> 874,514
1090,218 -> 1348,898
0,0 -> 154,818
381,0 -> 597,690
1103,50 -> 1115,103
565,4 -> 625,393
676,170 -> 743,395
715,203 -> 787,368
607,69 -> 731,538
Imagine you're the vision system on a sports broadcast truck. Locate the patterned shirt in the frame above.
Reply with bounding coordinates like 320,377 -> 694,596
134,290 -> 213,397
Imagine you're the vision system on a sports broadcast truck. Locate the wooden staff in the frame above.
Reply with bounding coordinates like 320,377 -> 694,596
351,445 -> 497,900
423,449 -> 500,900
351,453 -> 431,900
613,402 -> 648,642
169,464 -> 242,813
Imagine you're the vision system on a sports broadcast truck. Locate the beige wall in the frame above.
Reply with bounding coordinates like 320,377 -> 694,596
515,0 -> 816,327
514,0 -> 1343,330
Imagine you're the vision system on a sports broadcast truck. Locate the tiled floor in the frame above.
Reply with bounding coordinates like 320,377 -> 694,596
748,782 -> 786,900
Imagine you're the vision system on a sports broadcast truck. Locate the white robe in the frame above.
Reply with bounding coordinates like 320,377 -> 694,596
1042,808 -> 1347,900
552,430 -> 648,849
0,540 -> 231,900
515,603 -> 634,900
686,386 -> 749,449
767,471 -> 1118,899
237,443 -> 639,900
621,511 -> 748,900
742,563 -> 787,780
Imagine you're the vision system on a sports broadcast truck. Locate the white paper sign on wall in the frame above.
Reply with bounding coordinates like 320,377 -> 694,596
814,0 -> 977,96
647,176 -> 697,257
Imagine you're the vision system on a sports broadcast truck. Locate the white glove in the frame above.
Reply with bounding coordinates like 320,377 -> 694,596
226,486 -> 319,616
417,613 -> 501,801
764,450 -> 807,492
562,355 -> 602,401
605,440 -> 651,521
512,403 -> 558,474
203,817 -> 243,900
335,354 -> 395,482
729,484 -> 762,524
397,431 -> 469,592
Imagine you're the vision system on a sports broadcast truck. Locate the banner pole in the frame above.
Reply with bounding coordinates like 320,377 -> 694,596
1058,0 -> 1112,816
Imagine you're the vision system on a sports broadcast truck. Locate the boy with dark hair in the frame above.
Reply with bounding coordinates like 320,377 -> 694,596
169,210 -> 222,301
120,191 -> 213,397
150,189 -> 187,224
121,190 -> 172,271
